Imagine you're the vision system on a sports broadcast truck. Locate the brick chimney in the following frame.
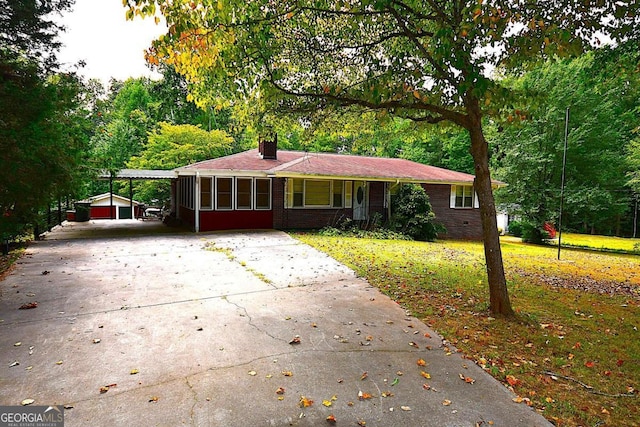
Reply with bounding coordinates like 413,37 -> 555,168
258,133 -> 277,160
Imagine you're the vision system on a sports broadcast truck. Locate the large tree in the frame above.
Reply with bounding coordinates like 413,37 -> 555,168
1,0 -> 92,237
494,45 -> 639,237
126,0 -> 638,316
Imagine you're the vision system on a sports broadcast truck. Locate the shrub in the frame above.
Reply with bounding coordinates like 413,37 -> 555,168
508,220 -> 523,237
521,221 -> 552,244
389,184 -> 441,241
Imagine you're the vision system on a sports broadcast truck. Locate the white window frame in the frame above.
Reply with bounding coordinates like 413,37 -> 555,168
254,178 -> 272,210
200,177 -> 213,210
235,177 -> 253,210
450,184 -> 478,209
215,177 -> 234,210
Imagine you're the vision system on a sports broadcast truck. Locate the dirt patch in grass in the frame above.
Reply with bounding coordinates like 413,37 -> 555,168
295,233 -> 640,427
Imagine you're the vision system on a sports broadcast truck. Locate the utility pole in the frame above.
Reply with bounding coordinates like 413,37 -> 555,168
634,196 -> 638,239
557,108 -> 569,261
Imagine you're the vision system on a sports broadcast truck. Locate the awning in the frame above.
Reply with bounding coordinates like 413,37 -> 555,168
98,169 -> 177,180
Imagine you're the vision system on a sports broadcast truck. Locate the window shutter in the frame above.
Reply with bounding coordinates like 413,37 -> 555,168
450,185 -> 457,208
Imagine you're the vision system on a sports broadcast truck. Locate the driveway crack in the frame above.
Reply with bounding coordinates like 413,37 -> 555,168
222,297 -> 286,343
185,376 -> 198,426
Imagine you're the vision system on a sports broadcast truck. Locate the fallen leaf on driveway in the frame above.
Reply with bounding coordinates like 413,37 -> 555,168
9,361 -> 19,367
409,341 -> 419,348
100,383 -> 117,394
442,399 -> 452,406
282,371 -> 293,377
289,335 -> 301,345
149,396 -> 159,402
358,391 -> 373,400
14,342 -> 21,347
417,359 -> 426,366
130,369 -> 139,375
360,372 -> 368,380
21,399 -> 34,406
19,302 -> 38,310
326,414 -> 337,423
322,400 -> 332,407
299,396 -> 313,407
459,374 -> 475,384
276,387 -> 285,395
420,371 -> 431,379
248,370 -> 257,376
93,339 -> 101,344
401,406 -> 411,411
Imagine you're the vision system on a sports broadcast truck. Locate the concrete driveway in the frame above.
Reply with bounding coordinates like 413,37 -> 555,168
0,221 -> 551,426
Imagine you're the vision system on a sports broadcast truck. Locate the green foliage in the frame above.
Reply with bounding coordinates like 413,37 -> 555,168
520,222 -> 551,244
389,184 -> 441,241
0,0 -> 73,69
1,55 -> 91,237
494,44 -> 640,236
127,122 -> 233,204
508,220 -> 523,237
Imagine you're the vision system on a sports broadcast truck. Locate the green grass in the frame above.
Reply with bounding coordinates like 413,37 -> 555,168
557,233 -> 640,253
294,232 -> 640,427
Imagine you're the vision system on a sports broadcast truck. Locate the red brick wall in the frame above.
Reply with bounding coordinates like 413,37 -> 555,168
422,184 -> 483,240
368,181 -> 387,220
273,177 -> 355,229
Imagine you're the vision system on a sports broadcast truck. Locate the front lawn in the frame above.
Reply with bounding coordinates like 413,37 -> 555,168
295,233 -> 640,427
557,232 -> 640,254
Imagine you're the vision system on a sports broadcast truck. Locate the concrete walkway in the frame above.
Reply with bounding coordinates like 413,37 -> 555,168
0,221 -> 551,426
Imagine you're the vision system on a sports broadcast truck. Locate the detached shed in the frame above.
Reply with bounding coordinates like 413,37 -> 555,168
81,193 -> 144,220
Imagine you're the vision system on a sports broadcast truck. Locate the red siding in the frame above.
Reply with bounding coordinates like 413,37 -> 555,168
199,210 -> 273,231
422,184 -> 483,240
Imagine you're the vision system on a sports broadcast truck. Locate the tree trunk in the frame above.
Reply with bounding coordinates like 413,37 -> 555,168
466,99 -> 514,317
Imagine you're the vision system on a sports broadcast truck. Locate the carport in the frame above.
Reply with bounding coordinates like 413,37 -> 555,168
97,169 -> 176,220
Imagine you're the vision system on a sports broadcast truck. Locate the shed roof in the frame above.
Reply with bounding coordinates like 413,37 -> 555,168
177,149 -> 486,185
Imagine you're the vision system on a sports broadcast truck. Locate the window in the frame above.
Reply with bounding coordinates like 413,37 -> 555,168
451,185 -> 475,208
305,180 -> 331,206
179,176 -> 194,209
236,178 -> 253,210
292,179 -> 304,207
255,179 -> 271,210
216,177 -> 233,210
200,177 -> 212,209
333,181 -> 344,208
286,179 -> 347,208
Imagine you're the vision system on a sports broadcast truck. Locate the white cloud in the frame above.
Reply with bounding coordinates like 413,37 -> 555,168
56,0 -> 167,84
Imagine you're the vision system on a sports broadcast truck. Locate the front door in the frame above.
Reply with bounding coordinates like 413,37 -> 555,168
353,181 -> 368,220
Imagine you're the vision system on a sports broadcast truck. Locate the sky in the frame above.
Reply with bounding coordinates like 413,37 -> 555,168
56,0 -> 167,85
